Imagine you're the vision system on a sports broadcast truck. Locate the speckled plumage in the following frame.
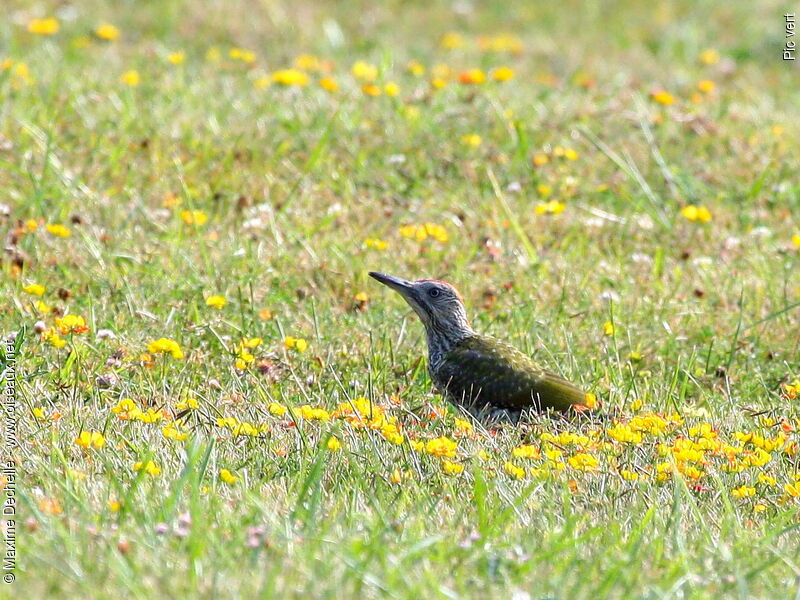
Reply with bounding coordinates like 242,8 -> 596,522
431,334 -> 586,418
369,271 -> 587,421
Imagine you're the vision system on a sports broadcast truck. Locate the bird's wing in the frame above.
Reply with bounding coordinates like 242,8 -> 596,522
438,335 -> 586,412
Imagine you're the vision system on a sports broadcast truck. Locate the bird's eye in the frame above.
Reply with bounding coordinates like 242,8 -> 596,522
428,288 -> 441,298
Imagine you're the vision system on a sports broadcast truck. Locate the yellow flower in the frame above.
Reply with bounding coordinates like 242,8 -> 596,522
650,89 -> 674,105
75,431 -> 105,449
568,453 -> 599,471
620,469 -> 639,481
121,70 -> 140,87
758,474 -> 776,487
25,219 -> 38,231
319,76 -> 338,92
607,423 -> 643,444
440,32 -> 463,49
46,223 -> 71,238
180,209 -> 208,226
135,409 -> 164,424
504,461 -> 525,479
162,422 -> 188,441
351,61 -> 377,81
42,328 -> 65,347
55,314 -> 88,335
175,397 -> 198,411
400,223 -> 448,243
583,393 -> 598,409
28,18 -> 60,35
242,337 -> 262,349
406,61 -> 425,77
284,336 -> 308,352
364,238 -> 388,251
272,69 -> 309,86
512,444 -> 540,459
697,80 -> 715,94
108,501 -> 122,512
147,338 -> 184,360
384,82 -> 400,97
680,205 -> 712,222
298,405 -> 330,421
564,148 -> 579,161
32,407 -> 47,420
38,497 -> 63,515
205,295 -> 226,309
220,469 -> 238,484
268,403 -> 287,416
491,66 -> 515,82
442,460 -> 464,475
459,69 -> 486,84
785,482 -> 800,497
133,461 -> 161,476
294,54 -> 321,71
362,83 -> 381,96
454,418 -> 473,434
426,223 -> 448,242
390,468 -> 403,484
699,48 -> 720,65
95,23 -> 120,41
167,51 -> 185,65
534,200 -> 566,215
603,321 -> 615,336
791,234 -> 800,247
731,485 -> 756,499
217,416 -> 237,429
478,34 -> 524,54
424,436 -> 458,458
531,153 -> 549,166
234,346 -> 254,370
229,47 -> 255,63
112,398 -> 141,420
326,437 -> 342,451
461,133 -> 482,148
23,284 -> 45,296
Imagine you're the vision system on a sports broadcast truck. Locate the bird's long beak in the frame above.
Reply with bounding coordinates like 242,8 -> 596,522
369,272 -> 415,297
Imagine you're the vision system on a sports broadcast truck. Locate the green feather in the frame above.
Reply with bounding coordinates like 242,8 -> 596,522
433,334 -> 585,412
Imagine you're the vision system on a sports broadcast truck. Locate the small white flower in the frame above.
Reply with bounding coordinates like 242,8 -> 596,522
600,290 -> 620,302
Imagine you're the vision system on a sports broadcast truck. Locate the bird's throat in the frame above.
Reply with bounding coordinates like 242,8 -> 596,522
425,324 -> 474,371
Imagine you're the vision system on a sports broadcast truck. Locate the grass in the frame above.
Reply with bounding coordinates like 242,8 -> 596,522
2,0 -> 800,598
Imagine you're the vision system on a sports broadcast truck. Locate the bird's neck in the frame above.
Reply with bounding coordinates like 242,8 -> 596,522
425,321 -> 474,369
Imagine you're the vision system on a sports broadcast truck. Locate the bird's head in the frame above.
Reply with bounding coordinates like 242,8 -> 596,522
369,272 -> 473,340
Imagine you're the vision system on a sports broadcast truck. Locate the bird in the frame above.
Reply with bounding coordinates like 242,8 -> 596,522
369,272 -> 589,421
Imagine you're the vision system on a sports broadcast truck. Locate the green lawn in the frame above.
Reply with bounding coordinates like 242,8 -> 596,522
2,1 -> 800,598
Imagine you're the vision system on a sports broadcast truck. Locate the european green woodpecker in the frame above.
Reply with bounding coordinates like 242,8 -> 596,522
369,272 -> 588,421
